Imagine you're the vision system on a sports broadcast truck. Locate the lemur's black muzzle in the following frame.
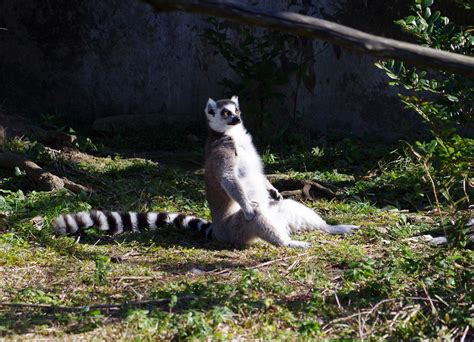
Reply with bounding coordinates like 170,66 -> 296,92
229,115 -> 241,125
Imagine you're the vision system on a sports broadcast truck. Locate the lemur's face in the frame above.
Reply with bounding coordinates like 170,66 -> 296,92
205,96 -> 241,133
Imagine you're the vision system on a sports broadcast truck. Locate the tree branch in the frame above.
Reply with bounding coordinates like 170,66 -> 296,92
267,174 -> 336,200
142,0 -> 474,78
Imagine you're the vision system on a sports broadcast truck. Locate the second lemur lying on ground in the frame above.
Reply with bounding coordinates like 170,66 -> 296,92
55,96 -> 359,248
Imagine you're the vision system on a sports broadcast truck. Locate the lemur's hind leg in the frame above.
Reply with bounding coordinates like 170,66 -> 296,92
253,206 -> 311,248
270,199 -> 359,235
214,207 -> 310,248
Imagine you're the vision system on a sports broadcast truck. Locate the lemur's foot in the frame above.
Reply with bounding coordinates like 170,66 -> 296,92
269,188 -> 283,201
287,240 -> 311,249
342,224 -> 360,233
328,224 -> 360,234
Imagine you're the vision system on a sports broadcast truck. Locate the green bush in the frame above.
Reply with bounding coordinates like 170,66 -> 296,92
376,0 -> 473,247
376,0 -> 473,137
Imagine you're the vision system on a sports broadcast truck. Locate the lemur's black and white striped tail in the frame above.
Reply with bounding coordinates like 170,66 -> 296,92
54,210 -> 213,238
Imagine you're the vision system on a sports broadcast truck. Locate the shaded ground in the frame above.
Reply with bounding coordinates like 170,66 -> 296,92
0,123 -> 472,340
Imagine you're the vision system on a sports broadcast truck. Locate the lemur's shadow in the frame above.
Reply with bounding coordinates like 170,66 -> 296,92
75,227 -> 230,251
67,228 -> 264,274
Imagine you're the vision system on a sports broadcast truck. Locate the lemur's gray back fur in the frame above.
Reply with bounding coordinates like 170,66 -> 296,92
204,129 -> 238,220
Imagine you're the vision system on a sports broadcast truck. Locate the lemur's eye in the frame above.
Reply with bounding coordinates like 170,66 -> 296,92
236,110 -> 241,116
222,110 -> 230,117
208,109 -> 215,115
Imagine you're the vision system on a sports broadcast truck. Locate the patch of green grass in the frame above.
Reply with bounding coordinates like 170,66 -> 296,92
0,136 -> 472,340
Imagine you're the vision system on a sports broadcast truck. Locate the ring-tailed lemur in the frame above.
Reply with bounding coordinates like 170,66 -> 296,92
54,96 -> 359,248
202,96 -> 358,248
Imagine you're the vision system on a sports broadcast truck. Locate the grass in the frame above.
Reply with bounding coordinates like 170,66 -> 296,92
0,133 -> 472,340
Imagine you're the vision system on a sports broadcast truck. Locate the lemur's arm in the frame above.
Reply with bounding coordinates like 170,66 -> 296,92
220,173 -> 256,221
215,149 -> 256,220
265,178 -> 283,201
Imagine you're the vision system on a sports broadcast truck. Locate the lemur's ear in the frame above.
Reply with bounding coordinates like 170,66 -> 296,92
205,98 -> 217,115
230,95 -> 239,108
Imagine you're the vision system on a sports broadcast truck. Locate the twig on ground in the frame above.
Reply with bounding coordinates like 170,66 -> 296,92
286,259 -> 300,271
250,252 -> 309,269
112,276 -> 157,281
209,252 -> 311,276
357,312 -> 364,341
421,283 -> 437,314
402,305 -> 421,325
460,326 -> 470,342
0,295 -> 196,312
433,294 -> 450,307
334,292 -> 342,310
322,296 -> 442,331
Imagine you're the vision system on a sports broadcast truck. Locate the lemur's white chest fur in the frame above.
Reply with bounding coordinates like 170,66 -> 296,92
204,96 -> 270,208
226,125 -> 269,206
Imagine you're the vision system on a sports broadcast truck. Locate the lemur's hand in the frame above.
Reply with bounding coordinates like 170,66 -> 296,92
243,208 -> 255,221
243,201 -> 259,221
269,188 -> 283,201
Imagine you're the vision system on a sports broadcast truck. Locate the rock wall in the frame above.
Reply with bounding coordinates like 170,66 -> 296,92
0,0 -> 421,140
